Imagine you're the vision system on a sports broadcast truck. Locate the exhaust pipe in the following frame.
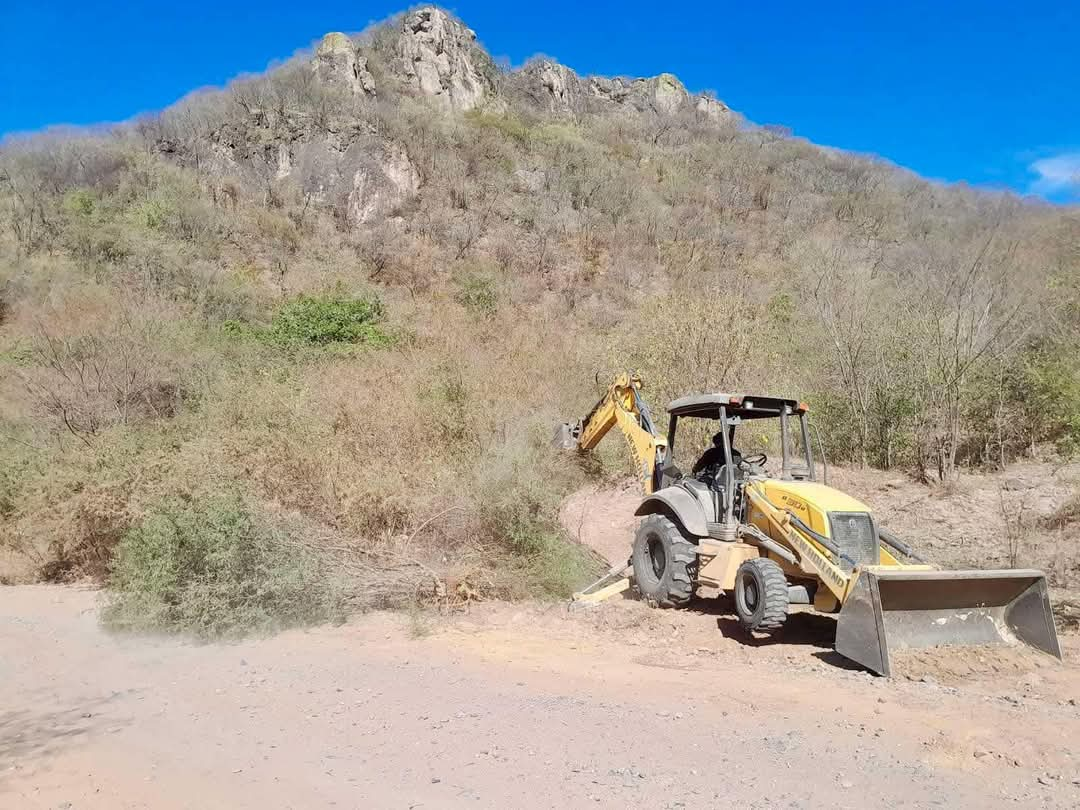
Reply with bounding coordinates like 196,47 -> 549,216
835,568 -> 1062,677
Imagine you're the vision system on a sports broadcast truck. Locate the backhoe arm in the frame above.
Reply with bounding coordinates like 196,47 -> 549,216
554,372 -> 667,494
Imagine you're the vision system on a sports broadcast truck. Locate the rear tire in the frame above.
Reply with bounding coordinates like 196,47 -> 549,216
735,557 -> 789,631
632,515 -> 697,608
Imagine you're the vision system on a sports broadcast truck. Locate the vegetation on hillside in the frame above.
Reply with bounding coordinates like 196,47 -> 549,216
1,8 -> 1077,633
103,494 -> 346,638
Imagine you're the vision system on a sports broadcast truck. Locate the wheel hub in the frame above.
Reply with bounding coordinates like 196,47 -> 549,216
743,577 -> 759,610
647,536 -> 666,578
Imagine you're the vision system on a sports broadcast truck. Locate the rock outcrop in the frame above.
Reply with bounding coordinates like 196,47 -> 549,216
588,73 -> 689,115
694,94 -> 730,121
343,143 -> 420,225
192,7 -> 736,233
306,10 -> 731,125
516,59 -> 582,115
263,138 -> 420,227
311,32 -> 376,96
512,59 -> 732,123
649,73 -> 690,115
396,7 -> 494,111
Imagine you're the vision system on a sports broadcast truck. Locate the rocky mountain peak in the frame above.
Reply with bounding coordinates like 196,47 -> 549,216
516,59 -> 580,115
395,7 -> 495,111
210,7 -> 738,237
305,7 -> 732,124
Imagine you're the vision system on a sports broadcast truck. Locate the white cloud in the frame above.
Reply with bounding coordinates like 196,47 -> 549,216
1029,152 -> 1080,197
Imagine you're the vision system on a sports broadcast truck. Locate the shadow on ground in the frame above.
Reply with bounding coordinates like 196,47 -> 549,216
605,590 -> 871,673
0,695 -> 129,770
714,612 -> 835,649
687,594 -> 868,670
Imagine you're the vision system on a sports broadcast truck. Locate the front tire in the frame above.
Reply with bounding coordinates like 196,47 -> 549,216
632,515 -> 697,607
734,557 -> 789,631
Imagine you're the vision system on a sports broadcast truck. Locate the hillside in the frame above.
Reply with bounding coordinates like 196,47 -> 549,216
1,7 -> 1079,629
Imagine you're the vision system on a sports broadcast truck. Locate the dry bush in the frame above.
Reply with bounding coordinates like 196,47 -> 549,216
206,301 -> 608,596
16,293 -> 189,446
0,137 -> 133,256
40,483 -> 134,582
1042,492 -> 1080,530
0,428 -> 149,583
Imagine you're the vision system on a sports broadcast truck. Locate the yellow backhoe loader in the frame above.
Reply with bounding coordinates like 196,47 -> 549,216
555,373 -> 1062,676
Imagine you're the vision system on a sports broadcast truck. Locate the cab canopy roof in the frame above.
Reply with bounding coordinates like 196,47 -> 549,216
666,393 -> 807,420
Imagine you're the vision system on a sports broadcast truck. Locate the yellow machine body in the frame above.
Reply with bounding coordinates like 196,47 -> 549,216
559,374 -> 1063,676
738,478 -> 1058,675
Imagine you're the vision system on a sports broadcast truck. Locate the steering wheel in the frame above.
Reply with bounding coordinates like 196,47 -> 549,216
741,452 -> 768,467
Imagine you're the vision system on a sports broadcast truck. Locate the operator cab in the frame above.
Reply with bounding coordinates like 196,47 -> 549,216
658,394 -> 815,517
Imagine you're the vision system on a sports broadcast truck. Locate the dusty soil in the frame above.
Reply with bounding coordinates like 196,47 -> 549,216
3,586 -> 1080,809
560,478 -> 641,567
4,460 -> 1079,807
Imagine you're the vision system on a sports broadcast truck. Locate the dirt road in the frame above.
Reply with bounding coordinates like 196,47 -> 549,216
3,586 -> 1079,808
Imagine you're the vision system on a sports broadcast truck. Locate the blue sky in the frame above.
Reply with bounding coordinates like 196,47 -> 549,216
2,1 -> 1078,202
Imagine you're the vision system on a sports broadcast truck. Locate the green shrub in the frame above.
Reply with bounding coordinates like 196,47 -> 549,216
428,365 -> 474,451
0,440 -> 37,520
502,513 -> 598,599
63,189 -> 96,218
455,275 -> 499,317
130,197 -> 173,231
0,338 -> 34,366
478,437 -> 601,599
103,495 -> 345,639
1023,347 -> 1080,456
266,294 -> 391,347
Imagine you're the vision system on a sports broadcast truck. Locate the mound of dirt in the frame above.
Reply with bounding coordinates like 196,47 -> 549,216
889,643 -> 1061,684
559,479 -> 640,567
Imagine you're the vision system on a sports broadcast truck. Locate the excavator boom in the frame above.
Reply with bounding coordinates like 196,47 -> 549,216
553,372 -> 667,493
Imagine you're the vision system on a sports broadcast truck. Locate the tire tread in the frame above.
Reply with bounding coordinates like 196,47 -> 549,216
632,514 -> 697,608
737,557 -> 789,631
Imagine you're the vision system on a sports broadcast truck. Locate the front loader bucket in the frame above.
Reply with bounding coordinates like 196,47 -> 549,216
835,569 -> 1062,677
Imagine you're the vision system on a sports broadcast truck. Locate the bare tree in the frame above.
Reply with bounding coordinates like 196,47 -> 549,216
917,229 -> 1029,479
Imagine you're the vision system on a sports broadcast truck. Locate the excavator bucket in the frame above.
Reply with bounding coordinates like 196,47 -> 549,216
552,421 -> 580,450
835,568 -> 1062,677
